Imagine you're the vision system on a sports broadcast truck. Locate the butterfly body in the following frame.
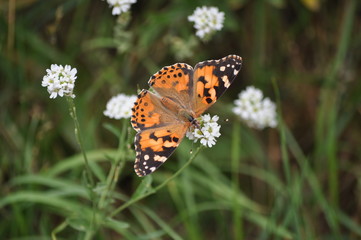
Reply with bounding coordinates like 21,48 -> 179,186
131,55 -> 242,176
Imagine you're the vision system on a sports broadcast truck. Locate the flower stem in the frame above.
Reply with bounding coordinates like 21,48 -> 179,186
98,119 -> 128,209
231,122 -> 243,240
66,97 -> 95,188
110,146 -> 204,217
66,97 -> 96,240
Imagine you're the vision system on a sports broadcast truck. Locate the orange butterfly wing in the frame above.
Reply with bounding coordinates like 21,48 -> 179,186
131,90 -> 190,176
148,63 -> 194,110
193,55 -> 242,116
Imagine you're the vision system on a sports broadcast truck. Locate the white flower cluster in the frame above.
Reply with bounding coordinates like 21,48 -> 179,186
106,0 -> 136,15
42,64 -> 77,99
186,114 -> 221,148
188,6 -> 225,40
233,86 -> 277,129
104,93 -> 137,119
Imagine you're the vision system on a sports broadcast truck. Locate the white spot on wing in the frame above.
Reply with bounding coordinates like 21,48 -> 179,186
154,155 -> 167,162
222,76 -> 231,88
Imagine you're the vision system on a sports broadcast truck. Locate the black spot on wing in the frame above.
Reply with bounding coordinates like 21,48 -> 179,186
204,88 -> 211,97
198,76 -> 207,84
149,132 -> 158,141
205,98 -> 213,104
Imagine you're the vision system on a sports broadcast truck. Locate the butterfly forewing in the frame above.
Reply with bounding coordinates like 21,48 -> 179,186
193,55 -> 242,116
148,63 -> 194,110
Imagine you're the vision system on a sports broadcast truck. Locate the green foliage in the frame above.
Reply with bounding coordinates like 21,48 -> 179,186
1,0 -> 361,239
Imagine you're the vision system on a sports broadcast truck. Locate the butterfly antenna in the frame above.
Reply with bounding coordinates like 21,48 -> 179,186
136,84 -> 141,93
198,127 -> 205,136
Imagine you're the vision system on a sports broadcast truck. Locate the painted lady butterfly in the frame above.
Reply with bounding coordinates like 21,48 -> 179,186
131,55 -> 242,176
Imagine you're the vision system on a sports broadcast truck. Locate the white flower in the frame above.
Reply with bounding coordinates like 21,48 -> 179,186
42,64 -> 77,99
233,86 -> 278,129
106,0 -> 136,15
104,93 -> 137,119
188,6 -> 225,40
186,114 -> 221,148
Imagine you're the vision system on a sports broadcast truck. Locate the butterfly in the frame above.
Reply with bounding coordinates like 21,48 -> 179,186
131,55 -> 242,176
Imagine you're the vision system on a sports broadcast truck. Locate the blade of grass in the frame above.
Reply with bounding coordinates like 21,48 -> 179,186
252,0 -> 266,84
231,121 -> 243,240
284,123 -> 343,239
315,0 -> 357,211
273,78 -> 301,239
179,155 -> 202,240
139,206 -> 183,240
0,191 -> 93,218
129,207 -> 158,238
44,149 -> 118,177
10,175 -> 88,199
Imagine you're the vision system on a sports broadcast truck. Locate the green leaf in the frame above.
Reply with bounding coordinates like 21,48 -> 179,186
0,191 -> 92,218
103,123 -> 121,137
44,149 -> 118,177
103,217 -> 130,233
67,215 -> 91,232
131,176 -> 154,200
10,174 -> 88,198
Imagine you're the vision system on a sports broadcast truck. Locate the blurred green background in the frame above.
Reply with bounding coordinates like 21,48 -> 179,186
1,0 -> 361,239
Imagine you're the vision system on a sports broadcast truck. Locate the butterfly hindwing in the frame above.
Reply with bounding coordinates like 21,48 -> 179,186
134,125 -> 188,176
131,89 -> 190,176
193,55 -> 242,116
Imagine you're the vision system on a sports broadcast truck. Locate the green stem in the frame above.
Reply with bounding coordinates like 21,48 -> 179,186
231,122 -> 243,240
66,97 -> 96,240
273,79 -> 303,238
98,119 -> 128,209
66,97 -> 95,188
315,0 -> 356,213
51,220 -> 68,240
83,229 -> 95,240
326,0 -> 357,210
272,79 -> 290,184
110,146 -> 204,217
252,0 -> 266,84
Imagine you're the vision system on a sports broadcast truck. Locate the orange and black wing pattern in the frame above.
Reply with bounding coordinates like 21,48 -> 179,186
193,55 -> 242,116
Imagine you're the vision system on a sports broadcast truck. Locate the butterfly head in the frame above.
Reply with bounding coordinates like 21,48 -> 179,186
176,109 -> 204,135
185,114 -> 205,136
